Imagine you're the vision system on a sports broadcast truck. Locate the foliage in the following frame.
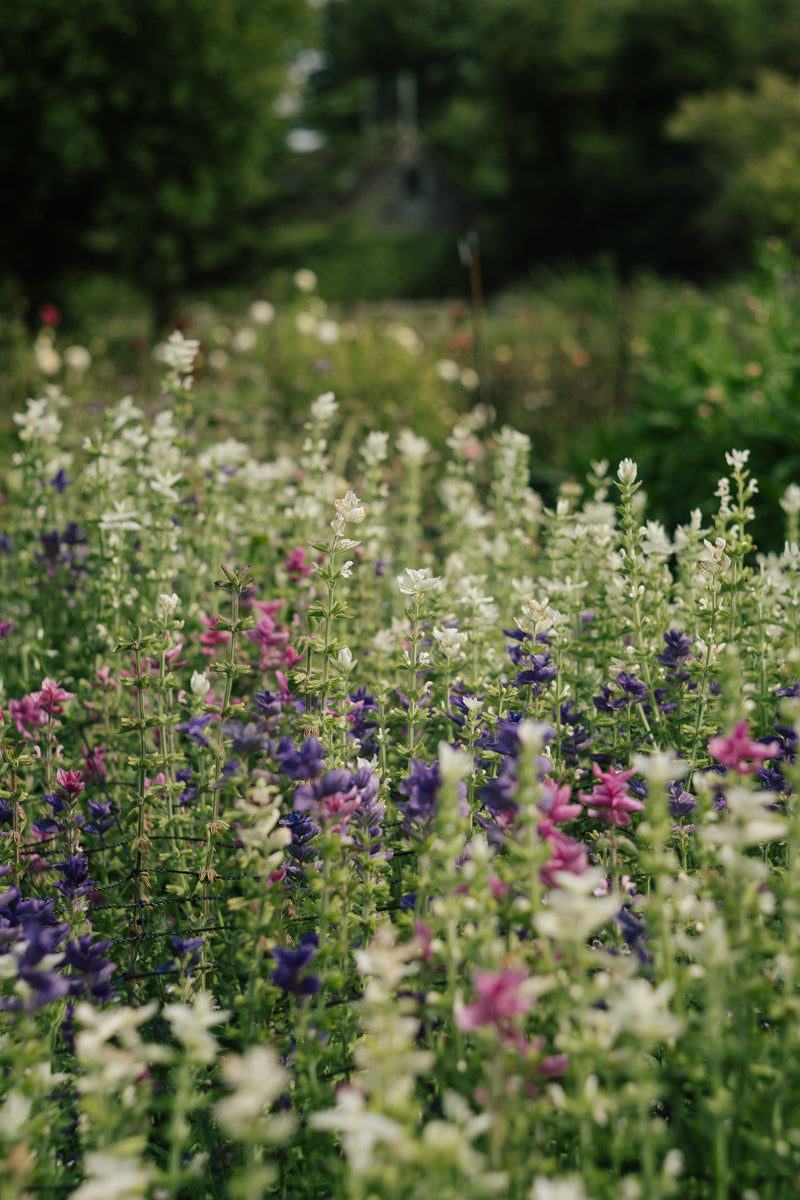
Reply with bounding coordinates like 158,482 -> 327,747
576,240 -> 800,550
316,0 -> 800,280
668,70 -> 800,246
0,0 -> 310,325
3,322 -> 800,1197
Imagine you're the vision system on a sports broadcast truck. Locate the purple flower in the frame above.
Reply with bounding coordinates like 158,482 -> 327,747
49,467 -> 73,492
616,672 -> 648,701
54,856 -> 94,899
279,809 -> 321,876
63,936 -> 117,1001
668,782 -> 698,820
397,759 -> 444,831
275,735 -> 326,781
176,712 -> 215,748
593,686 -> 628,713
657,629 -> 693,669
222,719 -> 271,756
516,654 -> 558,689
270,939 -> 321,997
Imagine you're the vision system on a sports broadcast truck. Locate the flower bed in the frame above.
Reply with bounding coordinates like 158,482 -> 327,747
2,339 -> 799,1199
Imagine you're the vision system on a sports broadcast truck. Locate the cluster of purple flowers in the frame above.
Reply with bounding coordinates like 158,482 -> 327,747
0,869 -> 116,1013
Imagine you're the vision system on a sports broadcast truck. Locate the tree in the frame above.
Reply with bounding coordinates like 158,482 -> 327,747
668,72 -> 800,249
0,0 -> 310,326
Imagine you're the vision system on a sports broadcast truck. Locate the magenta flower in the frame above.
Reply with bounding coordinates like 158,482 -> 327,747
285,546 -> 314,581
32,678 -> 76,717
7,694 -> 47,736
578,762 -> 644,827
707,721 -> 780,774
55,768 -> 85,799
455,966 -> 534,1042
199,614 -> 232,657
539,828 -> 589,889
537,779 -> 581,825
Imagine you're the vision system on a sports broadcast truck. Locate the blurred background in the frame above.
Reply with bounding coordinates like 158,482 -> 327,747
6,0 -> 800,317
5,0 -> 800,544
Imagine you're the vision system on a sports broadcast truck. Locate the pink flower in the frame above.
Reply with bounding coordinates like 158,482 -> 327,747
83,743 -> 108,781
539,828 -> 589,889
455,967 -> 534,1039
7,694 -> 47,736
285,546 -> 313,581
707,721 -> 780,774
199,614 -> 232,657
537,779 -> 581,825
33,678 -> 76,717
578,762 -> 644,827
56,767 -> 85,799
251,599 -> 284,617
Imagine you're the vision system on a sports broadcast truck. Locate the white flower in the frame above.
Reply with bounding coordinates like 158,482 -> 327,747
617,458 -> 638,486
309,1086 -> 405,1175
316,318 -> 340,344
111,395 -> 144,431
156,329 -> 200,374
432,625 -> 469,659
149,469 -> 183,502
295,311 -> 317,335
34,332 -> 61,376
535,869 -> 618,942
99,502 -> 141,533
460,367 -> 480,390
334,490 -> 367,525
516,596 -> 566,637
397,567 -> 442,601
531,1177 -> 594,1200
336,647 -> 355,673
164,991 -> 229,1064
294,268 -> 318,292
232,326 -> 257,353
13,395 -> 63,443
310,391 -> 338,422
64,344 -> 92,373
71,1152 -> 153,1200
190,670 -> 211,698
396,428 -> 430,463
602,977 -> 683,1045
249,299 -> 276,325
436,358 -> 461,382
781,484 -> 800,516
361,429 -> 389,467
386,322 -> 423,354
725,448 -> 750,470
0,1091 -> 31,1140
157,592 -> 180,618
216,1044 -> 292,1135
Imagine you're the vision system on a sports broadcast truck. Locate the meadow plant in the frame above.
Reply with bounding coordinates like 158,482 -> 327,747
5,342 -> 800,1199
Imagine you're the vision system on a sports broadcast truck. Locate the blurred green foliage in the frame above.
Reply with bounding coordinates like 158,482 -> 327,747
316,0 -> 800,284
573,240 -> 800,550
669,71 -> 800,246
0,0 -> 310,326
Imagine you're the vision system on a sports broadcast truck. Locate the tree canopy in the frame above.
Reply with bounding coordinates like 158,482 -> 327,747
0,0 -> 309,321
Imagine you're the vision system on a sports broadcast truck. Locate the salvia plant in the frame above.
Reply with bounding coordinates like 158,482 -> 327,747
4,329 -> 800,1200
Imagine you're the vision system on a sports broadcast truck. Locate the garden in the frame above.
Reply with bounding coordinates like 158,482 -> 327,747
3,253 -> 800,1200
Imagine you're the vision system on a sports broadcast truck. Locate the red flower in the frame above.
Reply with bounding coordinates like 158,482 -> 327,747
38,302 -> 62,328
